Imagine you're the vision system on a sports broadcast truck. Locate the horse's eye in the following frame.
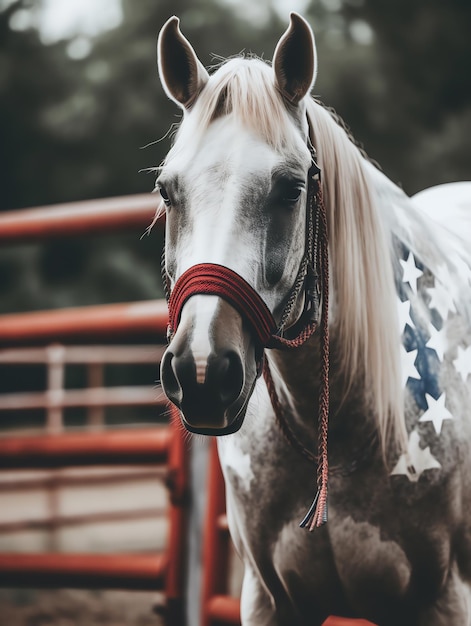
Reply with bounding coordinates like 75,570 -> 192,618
158,184 -> 171,207
282,185 -> 303,205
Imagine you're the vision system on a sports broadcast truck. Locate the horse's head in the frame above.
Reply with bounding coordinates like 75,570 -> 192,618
157,14 -> 318,435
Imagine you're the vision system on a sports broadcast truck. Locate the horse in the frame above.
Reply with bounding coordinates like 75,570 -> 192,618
155,13 -> 471,625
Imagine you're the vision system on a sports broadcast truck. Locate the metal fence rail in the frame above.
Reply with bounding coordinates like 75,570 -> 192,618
0,427 -> 173,469
0,300 -> 169,345
0,194 -> 160,242
0,552 -> 167,590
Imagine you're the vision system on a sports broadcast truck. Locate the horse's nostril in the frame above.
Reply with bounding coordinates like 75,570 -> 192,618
160,350 -> 183,407
161,343 -> 245,429
212,350 -> 244,407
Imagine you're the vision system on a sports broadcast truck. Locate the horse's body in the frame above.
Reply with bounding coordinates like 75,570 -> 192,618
218,167 -> 471,626
156,14 -> 471,625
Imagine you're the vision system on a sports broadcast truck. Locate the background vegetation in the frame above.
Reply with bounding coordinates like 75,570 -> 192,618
0,0 -> 470,314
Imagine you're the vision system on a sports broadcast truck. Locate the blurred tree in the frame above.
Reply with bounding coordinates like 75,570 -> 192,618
0,1 -> 79,210
0,0 -> 469,316
0,0 -> 285,211
347,0 -> 471,124
1,0 -> 469,205
335,0 -> 471,191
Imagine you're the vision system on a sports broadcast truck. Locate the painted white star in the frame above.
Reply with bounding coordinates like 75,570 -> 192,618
419,393 -> 453,434
453,345 -> 471,383
400,252 -> 423,294
391,430 -> 441,482
425,325 -> 448,361
397,299 -> 414,333
427,286 -> 456,322
400,346 -> 420,387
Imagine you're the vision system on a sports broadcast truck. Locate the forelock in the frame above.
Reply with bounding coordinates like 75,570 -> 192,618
169,57 -> 304,156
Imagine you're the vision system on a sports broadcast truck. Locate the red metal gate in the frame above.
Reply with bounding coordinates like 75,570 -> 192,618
0,196 -> 188,624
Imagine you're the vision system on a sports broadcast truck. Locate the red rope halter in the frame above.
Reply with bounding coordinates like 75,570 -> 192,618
168,263 -> 277,348
166,153 -> 330,531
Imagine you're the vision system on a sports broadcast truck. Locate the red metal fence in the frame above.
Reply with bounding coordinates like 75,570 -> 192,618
0,195 -> 188,624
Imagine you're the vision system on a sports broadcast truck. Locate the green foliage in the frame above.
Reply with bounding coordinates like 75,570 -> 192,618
0,0 -> 285,211
336,0 -> 471,190
2,0 -> 468,207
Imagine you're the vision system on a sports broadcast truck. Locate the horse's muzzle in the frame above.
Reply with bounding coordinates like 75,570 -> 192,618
161,346 -> 246,434
160,297 -> 257,434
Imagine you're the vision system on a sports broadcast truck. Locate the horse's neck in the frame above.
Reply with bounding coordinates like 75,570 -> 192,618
267,337 -> 321,436
266,333 -> 378,461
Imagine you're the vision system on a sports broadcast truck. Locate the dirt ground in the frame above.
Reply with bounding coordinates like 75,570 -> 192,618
0,588 -> 166,626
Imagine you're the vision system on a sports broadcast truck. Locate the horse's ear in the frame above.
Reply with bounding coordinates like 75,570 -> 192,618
273,13 -> 317,105
157,16 -> 209,109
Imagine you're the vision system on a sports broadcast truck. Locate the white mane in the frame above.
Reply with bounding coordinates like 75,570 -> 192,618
305,99 -> 408,454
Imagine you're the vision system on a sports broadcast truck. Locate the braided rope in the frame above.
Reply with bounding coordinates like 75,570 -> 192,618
265,187 -> 330,530
276,255 -> 310,333
167,263 -> 277,347
310,195 -> 330,529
